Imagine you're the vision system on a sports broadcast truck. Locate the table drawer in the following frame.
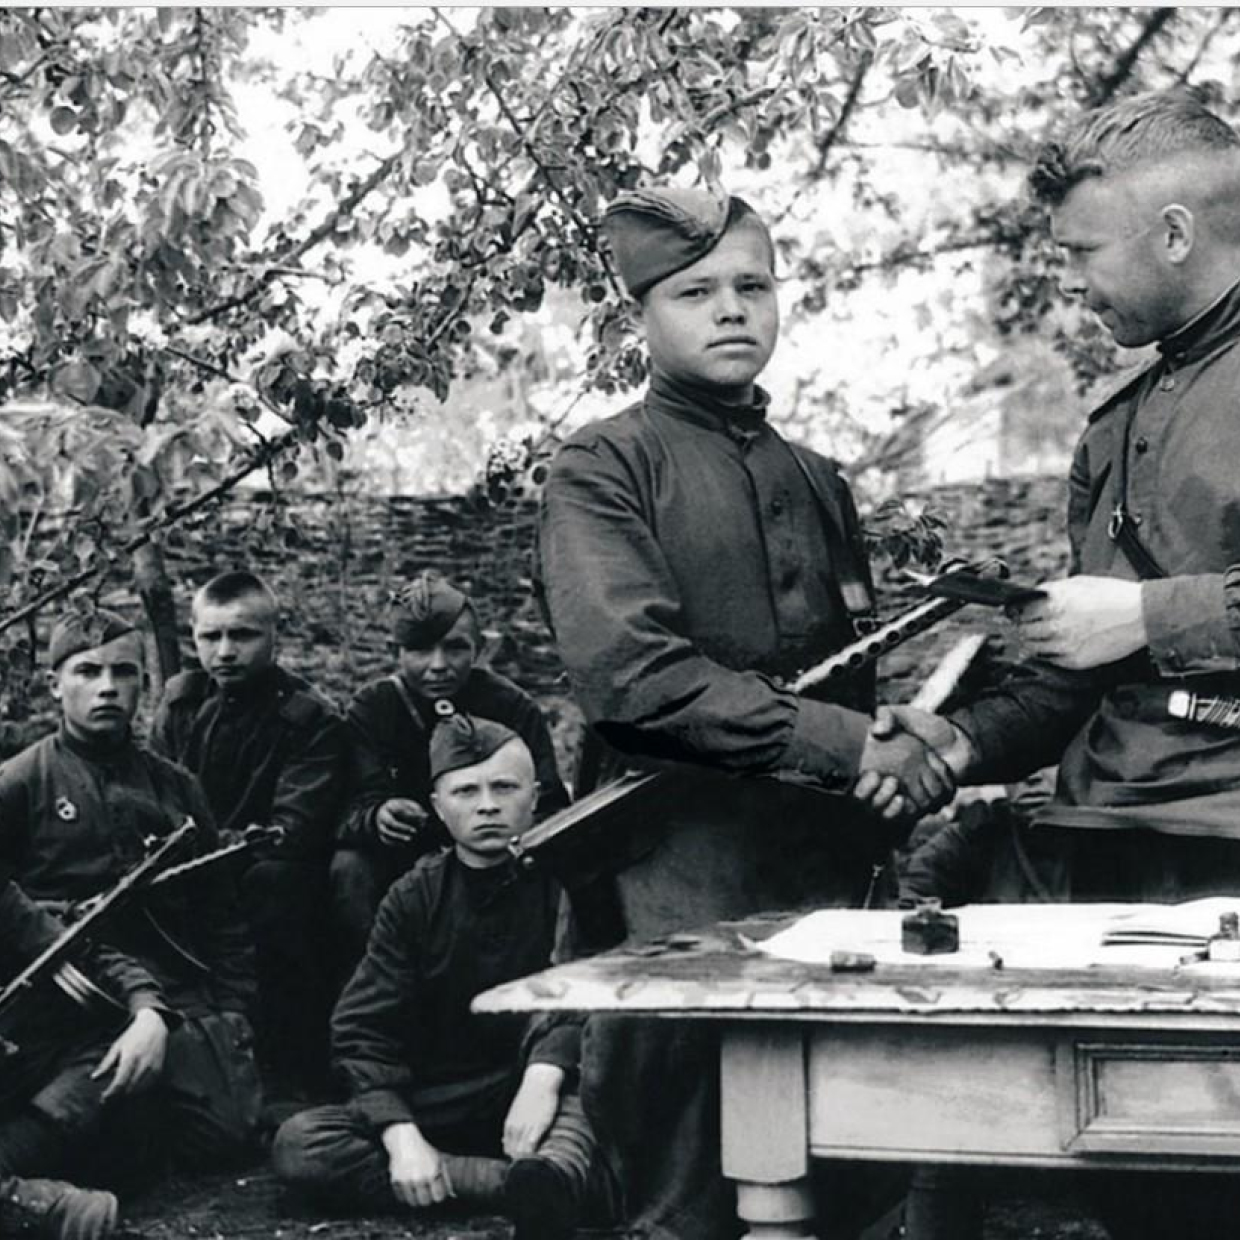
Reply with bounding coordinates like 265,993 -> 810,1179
1058,1036 -> 1240,1156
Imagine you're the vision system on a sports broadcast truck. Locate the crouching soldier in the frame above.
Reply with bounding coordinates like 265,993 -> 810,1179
0,608 -> 260,1178
274,713 -> 611,1239
0,873 -> 174,1239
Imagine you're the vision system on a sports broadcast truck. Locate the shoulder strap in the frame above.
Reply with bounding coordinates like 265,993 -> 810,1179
387,675 -> 427,733
786,447 -> 877,627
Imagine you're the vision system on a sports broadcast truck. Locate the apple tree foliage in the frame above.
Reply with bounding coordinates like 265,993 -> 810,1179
0,5 -> 1234,695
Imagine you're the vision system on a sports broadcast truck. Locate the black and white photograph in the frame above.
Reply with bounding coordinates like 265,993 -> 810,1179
2,6 -> 1240,1238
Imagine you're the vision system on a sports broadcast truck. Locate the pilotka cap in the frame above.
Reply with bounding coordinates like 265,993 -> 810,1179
602,186 -> 771,298
429,709 -> 521,783
391,570 -> 475,649
49,608 -> 137,669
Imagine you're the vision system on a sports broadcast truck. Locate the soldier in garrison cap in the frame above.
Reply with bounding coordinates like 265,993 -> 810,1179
149,570 -> 347,1111
537,185 -> 955,1239
275,714 -> 612,1240
0,606 -> 260,1208
329,570 -> 567,980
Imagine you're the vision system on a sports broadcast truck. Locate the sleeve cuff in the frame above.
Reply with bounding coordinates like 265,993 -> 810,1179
528,1024 -> 581,1074
352,1088 -> 415,1130
1143,574 -> 1240,674
779,699 -> 870,790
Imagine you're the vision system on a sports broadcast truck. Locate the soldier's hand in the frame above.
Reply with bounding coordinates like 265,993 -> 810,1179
503,1062 -> 564,1158
382,1122 -> 449,1209
854,732 -> 955,821
1011,576 -> 1146,670
870,706 -> 975,779
376,798 -> 428,847
93,1008 -> 168,1101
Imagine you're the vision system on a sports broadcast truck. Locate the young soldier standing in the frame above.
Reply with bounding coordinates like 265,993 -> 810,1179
0,609 -> 259,1182
537,187 -> 952,1239
275,714 -> 607,1240
150,571 -> 346,1105
330,570 -> 567,973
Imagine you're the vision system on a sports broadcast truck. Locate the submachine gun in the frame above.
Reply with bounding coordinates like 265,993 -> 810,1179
509,557 -> 1041,900
0,821 -> 283,1053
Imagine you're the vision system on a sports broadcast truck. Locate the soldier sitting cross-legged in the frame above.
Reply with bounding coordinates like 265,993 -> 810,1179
274,712 -> 612,1239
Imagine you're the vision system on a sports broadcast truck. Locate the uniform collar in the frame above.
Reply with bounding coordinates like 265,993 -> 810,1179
646,368 -> 770,440
57,720 -> 135,763
1159,276 -> 1240,366
209,663 -> 282,704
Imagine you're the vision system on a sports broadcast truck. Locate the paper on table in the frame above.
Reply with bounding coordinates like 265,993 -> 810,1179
752,903 -> 1214,970
1101,896 -> 1240,947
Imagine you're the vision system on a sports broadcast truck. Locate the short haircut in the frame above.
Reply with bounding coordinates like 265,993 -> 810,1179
1029,90 -> 1240,206
192,570 -> 279,620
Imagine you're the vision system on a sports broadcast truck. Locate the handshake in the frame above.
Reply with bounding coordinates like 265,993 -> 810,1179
852,706 -> 977,824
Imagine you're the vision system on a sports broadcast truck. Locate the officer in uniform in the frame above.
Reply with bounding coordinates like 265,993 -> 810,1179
876,90 -> 1240,1240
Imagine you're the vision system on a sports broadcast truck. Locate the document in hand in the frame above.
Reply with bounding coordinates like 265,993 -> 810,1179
1101,897 -> 1240,948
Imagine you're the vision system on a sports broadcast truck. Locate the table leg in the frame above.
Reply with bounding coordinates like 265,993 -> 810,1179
721,1026 -> 818,1239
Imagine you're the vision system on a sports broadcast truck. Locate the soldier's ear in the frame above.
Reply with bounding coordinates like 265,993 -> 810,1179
46,670 -> 61,701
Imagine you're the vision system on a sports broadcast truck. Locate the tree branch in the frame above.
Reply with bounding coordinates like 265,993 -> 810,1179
184,148 -> 403,326
0,428 -> 300,638
1089,8 -> 1176,106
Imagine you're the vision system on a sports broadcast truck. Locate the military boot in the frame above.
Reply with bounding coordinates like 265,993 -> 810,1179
439,1154 -> 509,1208
0,1176 -> 119,1240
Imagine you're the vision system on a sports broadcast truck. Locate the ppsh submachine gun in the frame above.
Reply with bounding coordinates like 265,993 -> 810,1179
0,821 -> 283,1053
509,558 -> 1041,899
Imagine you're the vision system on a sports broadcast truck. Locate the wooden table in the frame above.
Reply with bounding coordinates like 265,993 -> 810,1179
473,904 -> 1240,1239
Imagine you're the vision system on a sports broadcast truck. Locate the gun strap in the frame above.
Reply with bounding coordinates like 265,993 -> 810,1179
388,674 -> 428,732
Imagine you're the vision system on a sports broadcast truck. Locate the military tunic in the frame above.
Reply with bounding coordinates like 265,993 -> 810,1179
0,725 -> 260,1167
538,369 -> 887,1240
151,664 -> 347,1090
339,667 -> 569,849
539,369 -> 882,937
954,278 -> 1240,841
271,851 -> 578,1209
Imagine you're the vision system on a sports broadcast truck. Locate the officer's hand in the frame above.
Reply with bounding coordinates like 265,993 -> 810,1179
376,798 -> 428,847
1011,576 -> 1146,670
869,706 -> 975,779
503,1062 -> 564,1158
854,732 -> 955,821
382,1122 -> 449,1209
93,1008 -> 168,1101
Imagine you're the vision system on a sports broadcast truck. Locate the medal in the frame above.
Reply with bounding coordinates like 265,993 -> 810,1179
55,796 -> 79,822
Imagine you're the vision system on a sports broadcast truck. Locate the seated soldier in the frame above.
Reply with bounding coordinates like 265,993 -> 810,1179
150,570 -> 347,1104
329,570 -> 568,976
0,608 -> 260,1181
0,872 -> 174,1240
274,714 -> 608,1240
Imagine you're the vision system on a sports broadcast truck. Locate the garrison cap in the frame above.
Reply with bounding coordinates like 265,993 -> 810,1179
602,186 -> 771,298
49,608 -> 137,669
429,707 -> 522,783
391,570 -> 475,649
